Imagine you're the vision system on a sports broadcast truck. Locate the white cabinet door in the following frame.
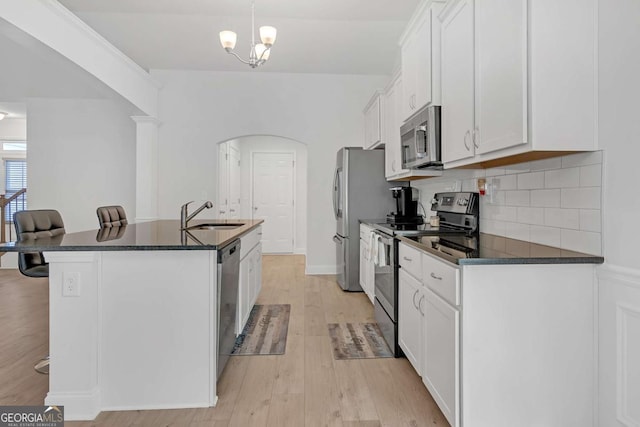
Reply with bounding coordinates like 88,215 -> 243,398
237,251 -> 251,335
475,0 -> 527,154
423,287 -> 459,427
398,269 -> 423,375
249,244 -> 262,306
364,93 -> 383,149
359,239 -> 368,290
413,9 -> 433,112
218,143 -> 229,218
401,34 -> 417,121
385,75 -> 409,179
441,0 -> 475,164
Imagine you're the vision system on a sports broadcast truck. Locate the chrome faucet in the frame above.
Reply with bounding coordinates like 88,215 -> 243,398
181,200 -> 214,229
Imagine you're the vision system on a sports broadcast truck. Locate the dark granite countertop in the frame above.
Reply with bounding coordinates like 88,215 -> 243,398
397,233 -> 604,265
0,219 -> 264,252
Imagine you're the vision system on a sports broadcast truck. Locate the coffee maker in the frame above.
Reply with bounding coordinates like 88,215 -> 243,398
386,186 -> 424,225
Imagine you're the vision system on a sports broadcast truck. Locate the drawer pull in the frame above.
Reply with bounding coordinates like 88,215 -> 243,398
403,256 -> 413,262
430,272 -> 443,280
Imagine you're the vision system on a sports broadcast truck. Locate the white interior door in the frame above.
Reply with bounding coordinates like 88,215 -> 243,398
217,143 -> 229,218
228,145 -> 241,219
252,152 -> 294,253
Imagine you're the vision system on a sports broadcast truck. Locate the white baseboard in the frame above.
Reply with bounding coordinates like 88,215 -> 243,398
305,264 -> 338,275
102,401 -> 212,412
45,388 -> 101,421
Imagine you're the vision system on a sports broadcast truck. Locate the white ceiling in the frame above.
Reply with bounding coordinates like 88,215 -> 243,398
57,0 -> 421,74
0,17 -> 143,116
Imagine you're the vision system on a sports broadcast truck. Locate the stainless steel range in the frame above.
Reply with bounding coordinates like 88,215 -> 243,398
371,191 -> 479,357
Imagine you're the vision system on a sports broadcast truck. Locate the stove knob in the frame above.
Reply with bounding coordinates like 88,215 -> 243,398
457,198 -> 469,206
430,198 -> 439,205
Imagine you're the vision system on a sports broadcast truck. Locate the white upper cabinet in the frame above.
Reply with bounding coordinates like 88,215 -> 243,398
440,0 -> 597,168
441,0 -> 475,164
400,0 -> 445,122
363,91 -> 384,149
384,74 -> 409,178
475,0 -> 527,155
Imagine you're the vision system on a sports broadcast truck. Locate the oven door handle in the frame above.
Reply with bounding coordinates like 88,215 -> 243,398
373,231 -> 394,245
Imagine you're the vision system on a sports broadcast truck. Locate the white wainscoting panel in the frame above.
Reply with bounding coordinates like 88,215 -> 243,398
598,264 -> 640,427
617,303 -> 640,426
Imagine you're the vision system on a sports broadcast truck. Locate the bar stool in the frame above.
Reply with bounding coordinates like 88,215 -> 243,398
96,205 -> 128,228
13,209 -> 66,374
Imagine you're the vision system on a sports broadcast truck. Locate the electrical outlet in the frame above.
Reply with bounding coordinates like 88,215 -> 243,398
62,272 -> 81,297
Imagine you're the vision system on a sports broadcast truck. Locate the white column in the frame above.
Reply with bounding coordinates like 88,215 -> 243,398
132,116 -> 160,222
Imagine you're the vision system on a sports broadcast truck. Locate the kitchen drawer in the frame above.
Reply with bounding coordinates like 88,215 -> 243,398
422,253 -> 460,306
399,242 -> 422,280
240,226 -> 262,260
360,224 -> 373,241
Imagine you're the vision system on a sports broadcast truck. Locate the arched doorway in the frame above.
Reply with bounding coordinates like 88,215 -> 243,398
217,135 -> 308,255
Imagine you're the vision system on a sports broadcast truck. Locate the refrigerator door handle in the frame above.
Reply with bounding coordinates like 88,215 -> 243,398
332,168 -> 339,219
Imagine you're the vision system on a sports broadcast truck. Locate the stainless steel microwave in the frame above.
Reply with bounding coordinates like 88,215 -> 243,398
401,105 -> 442,169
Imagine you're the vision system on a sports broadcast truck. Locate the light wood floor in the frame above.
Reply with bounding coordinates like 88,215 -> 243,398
0,255 -> 448,426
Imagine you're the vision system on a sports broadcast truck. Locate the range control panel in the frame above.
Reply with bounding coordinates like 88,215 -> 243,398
430,192 -> 479,215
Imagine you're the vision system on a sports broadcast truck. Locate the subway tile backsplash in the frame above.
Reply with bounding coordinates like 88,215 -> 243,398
412,151 -> 603,255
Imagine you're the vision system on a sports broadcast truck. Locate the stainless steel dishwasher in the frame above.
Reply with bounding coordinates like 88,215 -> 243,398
217,239 -> 241,379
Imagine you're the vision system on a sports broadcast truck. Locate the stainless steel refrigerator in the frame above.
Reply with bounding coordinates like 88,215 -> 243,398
332,147 -> 397,291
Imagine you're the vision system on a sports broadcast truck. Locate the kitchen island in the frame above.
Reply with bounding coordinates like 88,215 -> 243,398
0,219 -> 263,420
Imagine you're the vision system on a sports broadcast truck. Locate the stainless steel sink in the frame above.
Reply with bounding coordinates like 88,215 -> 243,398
187,223 -> 244,231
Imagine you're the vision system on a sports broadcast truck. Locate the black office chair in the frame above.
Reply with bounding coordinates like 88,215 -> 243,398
13,209 -> 66,374
96,205 -> 128,228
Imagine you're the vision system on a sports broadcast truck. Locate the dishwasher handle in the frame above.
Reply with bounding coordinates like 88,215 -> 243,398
218,239 -> 241,263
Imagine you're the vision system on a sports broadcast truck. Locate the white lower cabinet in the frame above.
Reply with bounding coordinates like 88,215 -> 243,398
398,268 -> 423,375
422,287 -> 459,427
237,227 -> 263,335
397,241 -> 597,427
359,224 -> 375,304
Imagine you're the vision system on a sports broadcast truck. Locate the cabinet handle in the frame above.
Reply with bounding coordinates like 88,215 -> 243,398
412,289 -> 420,310
473,127 -> 479,148
403,256 -> 412,262
418,295 -> 425,315
430,272 -> 443,280
219,210 -> 226,214
230,209 -> 235,213
464,130 -> 471,151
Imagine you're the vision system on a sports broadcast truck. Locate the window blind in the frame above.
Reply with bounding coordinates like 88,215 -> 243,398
5,159 -> 27,222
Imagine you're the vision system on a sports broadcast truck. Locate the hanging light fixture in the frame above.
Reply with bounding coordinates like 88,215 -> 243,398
219,0 -> 277,69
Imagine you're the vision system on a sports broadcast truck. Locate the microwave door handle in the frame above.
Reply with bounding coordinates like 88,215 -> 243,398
415,126 -> 428,158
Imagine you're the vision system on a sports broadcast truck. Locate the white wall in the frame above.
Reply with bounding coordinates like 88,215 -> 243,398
0,118 -> 27,141
413,151 -> 604,256
153,70 -> 388,273
27,98 -> 136,232
596,0 -> 640,425
235,135 -> 308,254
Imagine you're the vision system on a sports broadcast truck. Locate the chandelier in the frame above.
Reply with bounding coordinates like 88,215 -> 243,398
219,1 -> 277,69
